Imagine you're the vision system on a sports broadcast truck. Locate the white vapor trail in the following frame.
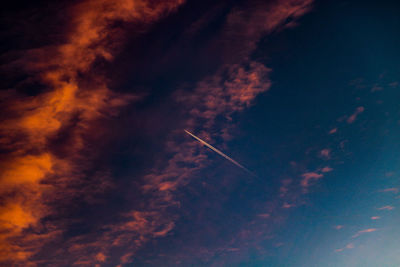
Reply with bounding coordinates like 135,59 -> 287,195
184,129 -> 256,176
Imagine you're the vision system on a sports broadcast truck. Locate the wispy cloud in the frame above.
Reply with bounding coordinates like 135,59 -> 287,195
0,0 -> 184,265
352,228 -> 377,238
379,188 -> 399,193
301,172 -> 323,188
347,106 -> 364,124
321,166 -> 333,173
335,243 -> 354,252
377,205 -> 395,211
329,128 -> 337,134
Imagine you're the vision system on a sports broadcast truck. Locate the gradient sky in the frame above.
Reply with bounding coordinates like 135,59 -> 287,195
0,0 -> 399,266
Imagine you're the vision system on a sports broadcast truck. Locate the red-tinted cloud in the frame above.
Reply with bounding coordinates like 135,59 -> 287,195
0,0 -> 184,265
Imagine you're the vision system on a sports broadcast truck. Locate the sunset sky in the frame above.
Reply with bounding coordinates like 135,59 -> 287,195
0,0 -> 399,266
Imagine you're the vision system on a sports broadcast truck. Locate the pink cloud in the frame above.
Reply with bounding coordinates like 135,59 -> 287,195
301,172 -> 323,188
371,216 -> 380,220
329,128 -> 337,134
334,225 -> 344,230
378,205 -> 395,211
321,166 -> 333,173
347,106 -> 364,124
352,228 -> 377,238
320,149 -> 331,159
282,202 -> 295,209
335,243 -> 354,253
379,188 -> 399,193
257,213 -> 271,219
279,179 -> 292,197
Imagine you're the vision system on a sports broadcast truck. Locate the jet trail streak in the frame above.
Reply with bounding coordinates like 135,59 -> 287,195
184,130 -> 256,176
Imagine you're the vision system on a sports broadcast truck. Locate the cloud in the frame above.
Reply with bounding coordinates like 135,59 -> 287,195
352,228 -> 377,238
371,216 -> 380,220
329,128 -> 337,134
335,243 -> 354,253
320,149 -> 331,159
204,0 -> 314,63
371,84 -> 383,92
347,106 -> 364,124
321,166 -> 333,173
378,205 -> 395,211
131,1 -> 315,264
0,0 -> 185,265
379,188 -> 399,193
0,0 -> 315,265
282,202 -> 295,208
335,225 -> 344,230
301,172 -> 323,188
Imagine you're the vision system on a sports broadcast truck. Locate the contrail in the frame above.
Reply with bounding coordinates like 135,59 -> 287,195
184,129 -> 256,176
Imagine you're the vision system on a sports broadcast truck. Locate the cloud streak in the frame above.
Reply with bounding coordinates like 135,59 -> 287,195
184,130 -> 256,176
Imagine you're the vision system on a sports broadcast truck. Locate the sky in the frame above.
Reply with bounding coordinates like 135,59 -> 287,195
0,0 -> 399,266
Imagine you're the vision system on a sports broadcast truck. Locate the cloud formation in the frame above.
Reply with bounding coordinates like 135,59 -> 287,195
0,0 -> 315,265
0,0 -> 184,265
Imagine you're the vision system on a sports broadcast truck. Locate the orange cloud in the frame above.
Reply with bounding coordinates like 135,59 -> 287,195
0,0 -> 185,265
